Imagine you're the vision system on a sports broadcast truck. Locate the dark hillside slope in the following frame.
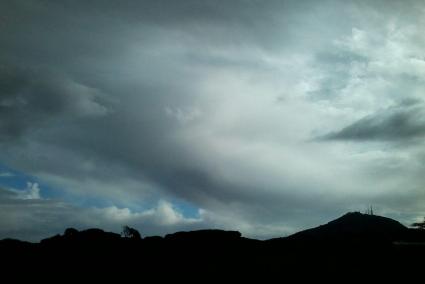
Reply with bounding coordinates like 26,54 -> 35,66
285,212 -> 408,243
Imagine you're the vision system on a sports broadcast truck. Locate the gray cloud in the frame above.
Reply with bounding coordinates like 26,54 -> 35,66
322,101 -> 425,142
0,65 -> 109,142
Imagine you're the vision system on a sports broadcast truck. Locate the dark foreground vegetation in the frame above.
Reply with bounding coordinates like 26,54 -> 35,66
2,212 -> 425,278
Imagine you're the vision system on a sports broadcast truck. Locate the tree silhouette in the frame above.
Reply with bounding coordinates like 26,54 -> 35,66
64,228 -> 79,237
411,218 -> 425,230
122,226 -> 142,240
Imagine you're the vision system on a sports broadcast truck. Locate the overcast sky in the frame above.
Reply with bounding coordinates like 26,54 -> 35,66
1,0 -> 425,241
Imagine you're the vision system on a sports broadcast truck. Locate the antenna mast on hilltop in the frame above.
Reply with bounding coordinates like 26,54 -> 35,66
365,205 -> 374,215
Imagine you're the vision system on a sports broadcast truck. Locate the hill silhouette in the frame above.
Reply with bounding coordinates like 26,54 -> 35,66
2,212 -> 425,278
283,212 -> 408,243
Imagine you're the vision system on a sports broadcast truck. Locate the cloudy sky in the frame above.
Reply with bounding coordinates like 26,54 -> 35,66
1,0 -> 425,241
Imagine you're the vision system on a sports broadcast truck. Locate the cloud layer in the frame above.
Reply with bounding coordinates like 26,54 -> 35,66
1,0 -> 425,240
323,100 -> 425,142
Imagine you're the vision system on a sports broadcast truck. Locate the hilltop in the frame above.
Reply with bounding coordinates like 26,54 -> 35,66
284,212 -> 408,242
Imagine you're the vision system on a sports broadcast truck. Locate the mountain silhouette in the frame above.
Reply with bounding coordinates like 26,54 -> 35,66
284,212 -> 408,243
2,212 -> 425,278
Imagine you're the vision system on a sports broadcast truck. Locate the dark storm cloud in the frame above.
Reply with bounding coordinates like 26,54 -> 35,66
0,0 -> 311,193
0,65 -> 109,142
0,0 -> 283,207
0,0 -> 354,73
322,100 -> 425,142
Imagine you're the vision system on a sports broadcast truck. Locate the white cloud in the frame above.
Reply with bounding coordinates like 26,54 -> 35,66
151,200 -> 195,225
6,182 -> 41,200
93,200 -> 201,227
22,182 -> 41,200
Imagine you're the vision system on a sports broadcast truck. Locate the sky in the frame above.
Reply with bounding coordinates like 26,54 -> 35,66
1,0 -> 425,241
